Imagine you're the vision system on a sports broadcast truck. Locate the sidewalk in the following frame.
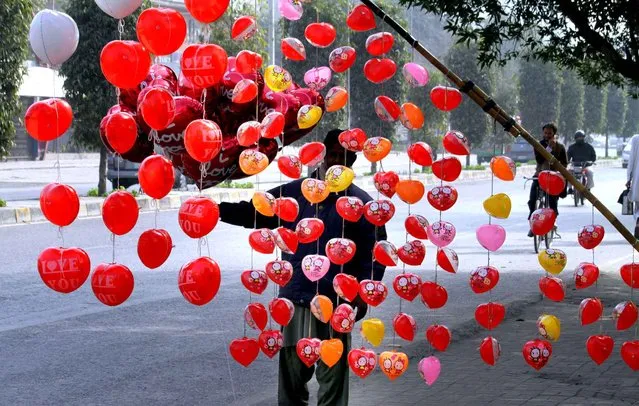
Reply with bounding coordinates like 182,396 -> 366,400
345,272 -> 639,405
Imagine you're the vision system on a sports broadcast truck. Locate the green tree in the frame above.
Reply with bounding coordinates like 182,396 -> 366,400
518,59 -> 561,137
605,86 -> 627,157
398,0 -> 639,93
446,42 -> 491,166
558,70 -> 584,143
623,98 -> 639,139
60,0 -> 141,194
0,0 -> 38,158
489,61 -> 519,150
583,85 -> 607,136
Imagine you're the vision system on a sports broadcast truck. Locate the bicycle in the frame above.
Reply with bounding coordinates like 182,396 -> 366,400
568,161 -> 595,207
525,176 -> 555,253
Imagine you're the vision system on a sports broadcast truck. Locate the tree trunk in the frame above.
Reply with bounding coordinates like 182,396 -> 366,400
370,161 -> 377,174
466,154 -> 471,168
98,146 -> 107,196
605,133 -> 609,158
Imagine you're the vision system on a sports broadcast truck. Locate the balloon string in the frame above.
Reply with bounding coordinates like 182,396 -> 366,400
154,203 -> 159,229
57,227 -> 65,247
307,308 -> 312,338
111,233 -> 116,264
202,89 -> 207,120
118,19 -> 124,41
117,153 -> 120,189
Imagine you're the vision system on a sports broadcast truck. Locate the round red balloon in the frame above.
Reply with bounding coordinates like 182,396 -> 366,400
179,196 -> 219,238
305,23 -> 336,48
25,98 -> 73,142
346,5 -> 376,31
136,7 -> 186,56
104,112 -> 137,154
40,182 -> 80,227
91,263 -> 135,306
38,247 -> 90,293
139,87 -> 176,130
100,40 -> 151,89
137,228 -> 173,269
184,119 -> 223,163
178,257 -> 221,306
102,191 -> 139,235
138,154 -> 175,199
185,0 -> 229,23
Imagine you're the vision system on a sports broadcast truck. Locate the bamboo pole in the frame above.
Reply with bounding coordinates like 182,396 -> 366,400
360,0 -> 639,252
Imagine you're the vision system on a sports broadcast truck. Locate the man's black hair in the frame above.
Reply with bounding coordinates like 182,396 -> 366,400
323,128 -> 357,167
542,122 -> 558,135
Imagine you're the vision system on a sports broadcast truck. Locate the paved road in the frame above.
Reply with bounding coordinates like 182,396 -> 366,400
0,165 -> 634,405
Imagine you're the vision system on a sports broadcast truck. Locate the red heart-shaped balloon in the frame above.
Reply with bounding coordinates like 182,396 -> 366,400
475,302 -> 506,330
407,142 -> 433,167
530,208 -> 556,236
578,225 -> 605,249
241,269 -> 268,294
348,347 -> 377,378
339,128 -> 367,152
538,171 -> 566,196
184,0 -> 229,24
138,87 -> 175,130
37,247 -> 90,294
479,336 -> 501,366
295,218 -> 325,243
137,228 -> 172,269
138,154 -> 175,199
363,58 -> 396,84
420,281 -> 448,309
393,273 -> 421,301
258,329 -> 283,358
586,335 -> 614,365
249,228 -> 276,254
426,324 -> 451,351
579,297 -> 603,325
393,313 -> 417,341
100,40 -> 151,89
373,171 -> 399,198
235,50 -> 263,74
326,238 -> 357,265
336,196 -> 364,222
574,262 -> 599,289
281,37 -> 306,61
373,241 -> 398,267
40,182 -> 80,227
91,263 -> 135,306
430,86 -> 462,112
427,185 -> 458,211
25,98 -> 73,142
269,297 -> 295,326
437,248 -> 458,274
329,46 -> 357,73
299,141 -> 326,167
231,16 -> 257,41
331,303 -> 357,332
265,260 -> 293,287
273,197 -> 299,222
277,155 -> 303,179
621,340 -> 639,371
305,22 -> 336,48
261,111 -> 286,139
180,44 -> 228,88
374,95 -> 401,122
397,240 -> 426,266
229,337 -> 260,367
442,130 -> 470,155
620,263 -> 639,289
365,32 -> 394,56
274,226 -> 298,255
346,4 -> 376,31
405,214 -> 429,239
297,338 -> 322,368
102,191 -> 139,236
613,301 -> 638,330
235,119 -> 260,143
333,273 -> 360,302
432,157 -> 462,182
359,280 -> 388,307
522,339 -> 552,370
178,196 -> 219,238
178,257 -> 221,306
364,199 -> 395,227
539,276 -> 565,302
244,302 -> 268,331
470,266 -> 500,294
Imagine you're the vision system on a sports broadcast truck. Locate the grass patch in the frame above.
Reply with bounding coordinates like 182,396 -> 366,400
527,160 -> 537,165
362,171 -> 374,176
599,156 -> 618,160
219,180 -> 254,189
87,188 -> 100,197
421,167 -> 432,174
465,165 -> 486,171
0,198 -> 6,208
516,162 -> 522,167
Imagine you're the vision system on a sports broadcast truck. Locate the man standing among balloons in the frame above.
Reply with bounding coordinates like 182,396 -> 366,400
219,129 -> 386,406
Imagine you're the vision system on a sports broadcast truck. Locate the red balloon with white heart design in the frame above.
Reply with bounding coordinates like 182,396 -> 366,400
574,262 -> 599,289
578,224 -> 605,249
331,303 -> 357,333
522,339 -> 552,370
295,217 -> 325,243
248,228 -> 276,254
427,185 -> 458,211
326,238 -> 357,265
539,276 -> 565,302
393,273 -> 421,301
437,248 -> 458,273
364,199 -> 395,226
580,297 -> 603,325
137,228 -> 173,269
277,155 -> 303,179
586,335 -> 614,365
620,263 -> 639,288
432,157 -> 462,182
297,337 -> 321,367
269,297 -> 295,326
333,273 -> 360,302
37,247 -> 91,294
397,240 -> 426,266
529,208 -> 556,236
475,302 -> 506,330
470,266 -> 500,294
373,171 -> 399,198
241,269 -> 268,294
244,302 -> 268,330
442,130 -> 470,155
338,128 -> 367,152
258,329 -> 283,358
480,336 -> 501,366
274,226 -> 298,255
359,280 -> 388,307
420,281 -> 448,309
348,347 -> 377,378
393,313 -> 417,341
613,301 -> 638,330
265,260 -> 293,287
426,324 -> 451,351
404,214 -> 429,239
336,196 -> 364,222
373,241 -> 398,267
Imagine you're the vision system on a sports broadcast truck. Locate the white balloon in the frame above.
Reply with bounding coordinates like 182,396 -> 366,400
94,0 -> 144,19
29,10 -> 79,66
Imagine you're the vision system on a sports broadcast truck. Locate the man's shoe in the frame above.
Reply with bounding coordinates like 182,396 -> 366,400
528,229 -> 534,238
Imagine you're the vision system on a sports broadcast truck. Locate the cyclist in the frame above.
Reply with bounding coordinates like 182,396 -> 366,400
567,130 -> 596,190
527,122 -> 568,237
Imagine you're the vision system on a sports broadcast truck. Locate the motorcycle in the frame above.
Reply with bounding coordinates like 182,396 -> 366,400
567,161 -> 594,207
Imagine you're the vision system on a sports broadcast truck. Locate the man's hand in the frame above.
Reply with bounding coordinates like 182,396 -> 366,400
350,295 -> 368,322
627,180 -> 632,189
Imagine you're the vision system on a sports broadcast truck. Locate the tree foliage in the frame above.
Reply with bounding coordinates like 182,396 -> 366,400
0,0 -> 38,158
605,86 -> 627,136
518,59 -> 561,135
623,98 -> 639,139
558,70 -> 584,141
398,0 -> 639,94
583,85 -> 607,135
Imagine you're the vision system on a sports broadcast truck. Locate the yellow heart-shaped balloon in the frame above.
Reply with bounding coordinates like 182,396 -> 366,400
301,178 -> 330,204
252,191 -> 275,217
326,165 -> 355,193
319,338 -> 344,367
239,149 -> 269,175
310,294 -> 334,323
537,248 -> 567,275
396,179 -> 425,204
264,65 -> 292,92
360,318 -> 385,347
297,105 -> 323,129
483,193 -> 512,219
537,314 -> 561,341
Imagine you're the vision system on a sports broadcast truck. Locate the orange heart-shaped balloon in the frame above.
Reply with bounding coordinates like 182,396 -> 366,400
252,191 -> 275,217
320,338 -> 344,367
301,178 -> 329,204
362,137 -> 392,162
396,179 -> 425,204
379,351 -> 409,381
239,149 -> 269,175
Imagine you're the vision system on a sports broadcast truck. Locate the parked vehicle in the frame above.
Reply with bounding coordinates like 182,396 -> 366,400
474,143 -> 505,164
505,137 -> 535,163
107,154 -> 188,190
623,142 -> 631,168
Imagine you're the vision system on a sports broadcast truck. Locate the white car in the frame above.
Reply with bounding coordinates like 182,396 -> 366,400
623,142 -> 631,168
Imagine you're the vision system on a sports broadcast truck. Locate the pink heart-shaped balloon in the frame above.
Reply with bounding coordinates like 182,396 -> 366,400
426,221 -> 456,248
418,356 -> 441,386
301,254 -> 330,282
303,66 -> 332,91
476,224 -> 506,252
402,62 -> 429,87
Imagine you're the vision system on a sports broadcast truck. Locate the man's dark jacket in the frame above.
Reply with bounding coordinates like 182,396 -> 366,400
567,142 -> 596,164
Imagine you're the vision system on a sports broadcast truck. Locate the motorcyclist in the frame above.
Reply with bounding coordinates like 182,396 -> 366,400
567,130 -> 596,190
